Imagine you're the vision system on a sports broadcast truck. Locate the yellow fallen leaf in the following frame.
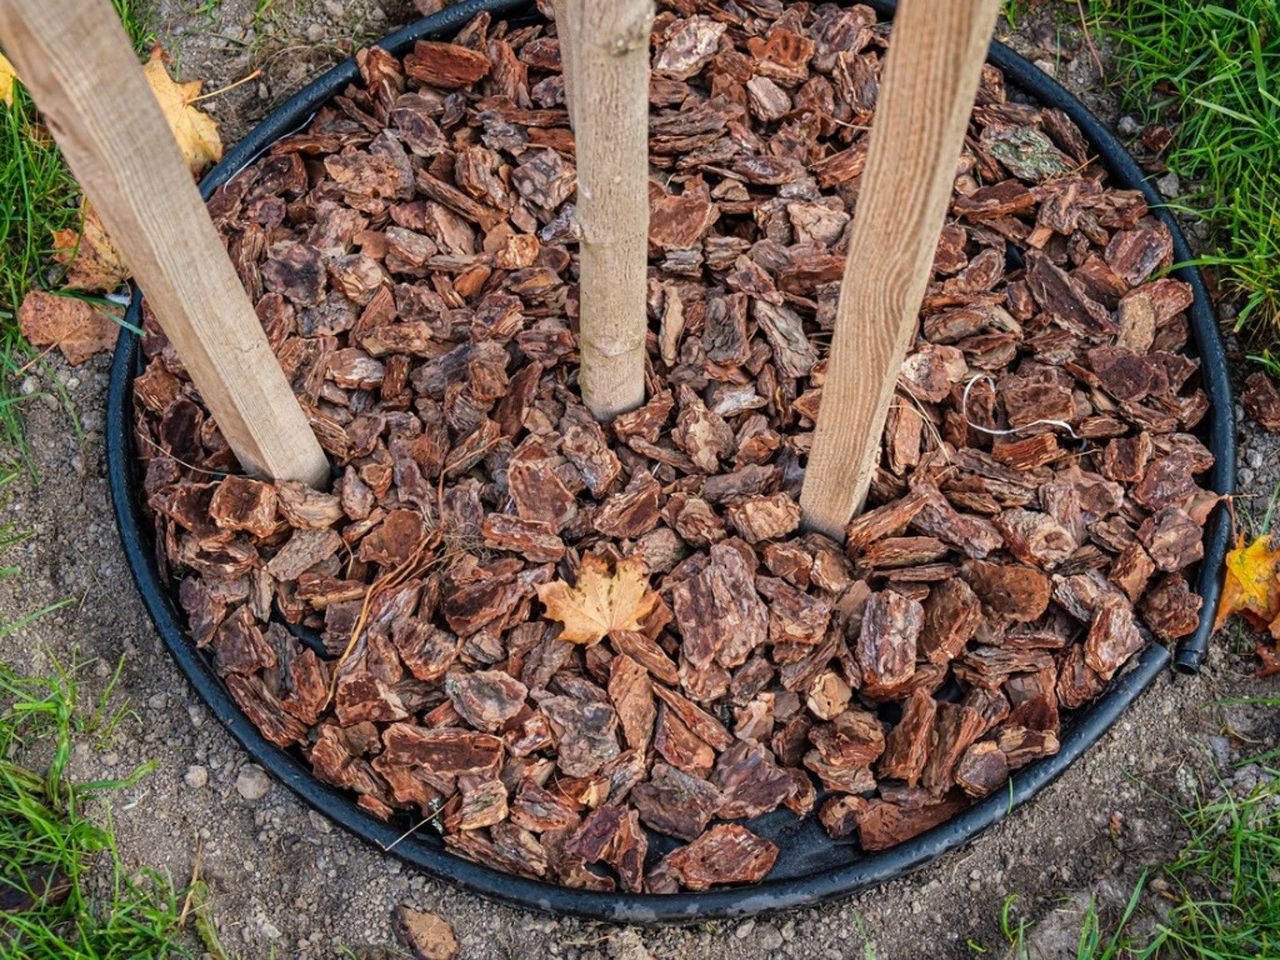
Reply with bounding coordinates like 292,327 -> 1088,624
18,289 -> 119,365
51,200 -> 129,291
141,46 -> 222,175
0,52 -> 16,108
1213,533 -> 1280,632
536,554 -> 659,646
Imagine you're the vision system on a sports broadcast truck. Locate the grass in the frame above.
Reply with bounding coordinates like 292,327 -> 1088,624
0,85 -> 83,448
1085,0 -> 1280,334
0,658 -> 192,959
999,756 -> 1280,958
0,0 -> 155,451
0,457 -> 200,958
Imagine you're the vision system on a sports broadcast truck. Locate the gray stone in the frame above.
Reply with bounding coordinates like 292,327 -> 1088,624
758,925 -> 784,951
607,928 -> 653,960
236,764 -> 273,801
184,764 -> 209,789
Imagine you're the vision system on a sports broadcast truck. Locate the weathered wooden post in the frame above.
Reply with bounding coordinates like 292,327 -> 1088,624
800,0 -> 1002,539
0,0 -> 329,487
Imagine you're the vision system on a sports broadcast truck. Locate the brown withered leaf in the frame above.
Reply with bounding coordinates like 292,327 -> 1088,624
537,555 -> 659,646
18,290 -> 119,365
50,202 -> 130,292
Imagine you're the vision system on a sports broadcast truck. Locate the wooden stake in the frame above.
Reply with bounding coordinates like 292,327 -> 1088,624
799,0 -> 1001,540
0,0 -> 329,487
560,0 -> 654,420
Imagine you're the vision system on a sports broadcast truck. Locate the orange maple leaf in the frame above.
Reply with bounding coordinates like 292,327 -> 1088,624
536,554 -> 659,646
44,47 -> 223,294
140,46 -> 223,175
0,52 -> 16,108
1213,533 -> 1280,633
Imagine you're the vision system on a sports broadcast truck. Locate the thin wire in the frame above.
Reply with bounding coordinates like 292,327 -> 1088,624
960,373 -> 1081,440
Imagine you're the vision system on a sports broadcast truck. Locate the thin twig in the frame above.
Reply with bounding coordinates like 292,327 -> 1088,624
137,432 -> 232,477
1075,0 -> 1104,80
187,68 -> 263,104
177,832 -> 204,927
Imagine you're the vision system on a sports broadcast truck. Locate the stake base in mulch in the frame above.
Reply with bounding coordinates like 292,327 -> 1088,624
108,0 -> 1233,922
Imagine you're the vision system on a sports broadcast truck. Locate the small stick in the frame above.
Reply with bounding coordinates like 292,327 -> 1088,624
561,0 -> 654,420
0,0 -> 329,487
799,0 -> 1002,540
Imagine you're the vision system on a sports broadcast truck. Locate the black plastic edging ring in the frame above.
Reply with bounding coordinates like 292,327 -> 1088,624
106,0 -> 1234,922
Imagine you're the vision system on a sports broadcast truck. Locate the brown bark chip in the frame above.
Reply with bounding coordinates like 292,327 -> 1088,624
404,41 -> 491,89
444,670 -> 528,733
630,763 -> 722,841
919,578 -> 982,665
392,906 -> 459,960
1242,372 -> 1280,431
878,689 -> 937,787
608,654 -> 656,755
961,560 -> 1052,621
857,590 -> 923,688
671,541 -> 768,669
663,824 -> 779,891
1084,601 -> 1144,679
135,4 -> 1214,895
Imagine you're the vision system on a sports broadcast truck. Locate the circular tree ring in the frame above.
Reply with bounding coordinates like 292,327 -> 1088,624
107,0 -> 1235,922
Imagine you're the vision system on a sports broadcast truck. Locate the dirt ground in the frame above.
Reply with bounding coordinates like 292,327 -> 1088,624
3,3 -> 1277,958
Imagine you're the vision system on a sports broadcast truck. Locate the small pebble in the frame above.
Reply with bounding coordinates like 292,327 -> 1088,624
184,764 -> 209,789
606,928 -> 652,960
236,764 -> 273,801
1156,172 -> 1180,198
1118,115 -> 1139,136
306,22 -> 325,41
758,924 -> 784,951
1247,448 -> 1263,469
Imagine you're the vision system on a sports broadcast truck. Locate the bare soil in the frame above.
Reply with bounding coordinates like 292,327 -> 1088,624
2,3 -> 1275,958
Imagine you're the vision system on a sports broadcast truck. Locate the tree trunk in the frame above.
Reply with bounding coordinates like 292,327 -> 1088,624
560,0 -> 654,420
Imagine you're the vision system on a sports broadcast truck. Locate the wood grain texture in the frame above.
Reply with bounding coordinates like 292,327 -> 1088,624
0,0 -> 329,486
561,0 -> 654,420
799,0 -> 1001,540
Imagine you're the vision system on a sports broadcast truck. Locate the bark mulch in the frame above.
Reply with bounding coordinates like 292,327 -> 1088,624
133,2 -> 1214,895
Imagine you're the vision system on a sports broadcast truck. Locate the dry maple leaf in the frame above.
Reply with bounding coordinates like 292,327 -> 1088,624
18,289 -> 119,365
1213,533 -> 1280,632
536,554 -> 659,645
43,48 -> 223,293
0,52 -> 16,108
141,46 -> 223,175
51,200 -> 130,292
